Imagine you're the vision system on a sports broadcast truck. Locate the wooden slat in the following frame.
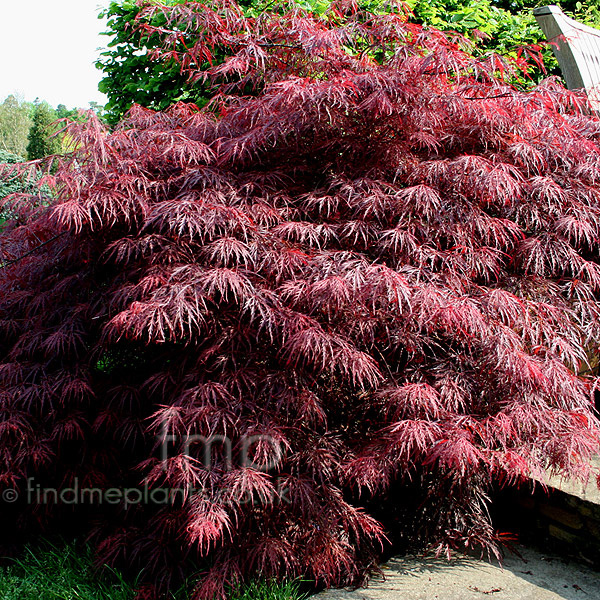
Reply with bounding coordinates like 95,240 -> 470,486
534,5 -> 600,108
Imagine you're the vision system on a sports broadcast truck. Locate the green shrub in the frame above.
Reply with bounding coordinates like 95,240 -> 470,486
0,150 -> 27,200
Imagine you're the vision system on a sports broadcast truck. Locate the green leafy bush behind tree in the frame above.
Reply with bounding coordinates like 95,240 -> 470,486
92,0 -> 525,123
98,0 -> 215,125
0,150 -> 36,201
0,149 -> 24,199
96,0 -> 600,125
0,150 -> 41,230
493,0 -> 600,27
410,0 -> 545,56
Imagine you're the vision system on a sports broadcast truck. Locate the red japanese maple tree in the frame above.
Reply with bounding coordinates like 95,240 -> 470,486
1,1 -> 600,597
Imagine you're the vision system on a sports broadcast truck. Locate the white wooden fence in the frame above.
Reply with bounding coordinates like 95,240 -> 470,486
534,5 -> 600,108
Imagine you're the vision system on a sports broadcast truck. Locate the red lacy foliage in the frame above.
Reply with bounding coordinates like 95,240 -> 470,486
1,1 -> 600,597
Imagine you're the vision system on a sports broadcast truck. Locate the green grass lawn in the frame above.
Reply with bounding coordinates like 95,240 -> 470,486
0,540 -> 306,600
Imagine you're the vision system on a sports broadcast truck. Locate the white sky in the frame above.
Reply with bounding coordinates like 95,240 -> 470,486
0,0 -> 113,109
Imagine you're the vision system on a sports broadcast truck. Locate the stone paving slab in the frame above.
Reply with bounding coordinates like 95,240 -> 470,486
315,546 -> 600,600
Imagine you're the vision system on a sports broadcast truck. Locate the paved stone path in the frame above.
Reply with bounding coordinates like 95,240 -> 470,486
315,546 -> 600,600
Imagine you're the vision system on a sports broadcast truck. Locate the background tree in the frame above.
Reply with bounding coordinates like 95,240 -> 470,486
98,0 -> 199,125
26,101 -> 62,160
0,95 -> 33,157
2,2 -> 600,599
56,103 -> 82,121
